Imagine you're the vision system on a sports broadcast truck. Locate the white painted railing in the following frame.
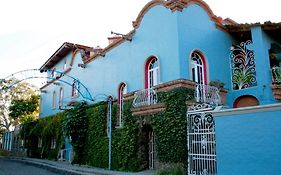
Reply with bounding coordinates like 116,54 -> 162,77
272,67 -> 281,84
57,148 -> 72,163
195,84 -> 221,105
133,88 -> 157,107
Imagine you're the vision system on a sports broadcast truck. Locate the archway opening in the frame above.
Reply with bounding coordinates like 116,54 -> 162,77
233,95 -> 259,108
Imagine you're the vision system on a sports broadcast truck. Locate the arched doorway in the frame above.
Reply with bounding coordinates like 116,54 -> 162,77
139,123 -> 155,169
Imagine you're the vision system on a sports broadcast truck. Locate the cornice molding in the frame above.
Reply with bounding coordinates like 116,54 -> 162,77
212,103 -> 281,117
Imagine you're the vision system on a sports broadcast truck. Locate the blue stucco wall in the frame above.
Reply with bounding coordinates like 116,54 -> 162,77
40,3 -> 234,117
177,4 -> 232,90
215,109 -> 281,175
226,26 -> 278,107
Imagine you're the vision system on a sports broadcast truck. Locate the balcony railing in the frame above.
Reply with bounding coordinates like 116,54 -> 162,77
133,88 -> 157,107
195,84 -> 221,105
272,67 -> 281,84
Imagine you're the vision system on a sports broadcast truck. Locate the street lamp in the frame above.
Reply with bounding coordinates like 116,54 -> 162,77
107,96 -> 113,170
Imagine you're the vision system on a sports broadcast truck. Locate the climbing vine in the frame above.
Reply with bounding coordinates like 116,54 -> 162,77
19,87 -> 193,173
84,100 -> 141,171
62,101 -> 88,164
152,88 -> 193,164
20,112 -> 65,159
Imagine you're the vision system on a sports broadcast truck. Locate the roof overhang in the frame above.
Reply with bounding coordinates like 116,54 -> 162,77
40,42 -> 93,70
225,22 -> 281,42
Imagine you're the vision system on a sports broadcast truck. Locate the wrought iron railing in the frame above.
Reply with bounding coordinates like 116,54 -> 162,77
272,67 -> 281,84
57,148 -> 72,163
133,88 -> 157,107
195,84 -> 221,105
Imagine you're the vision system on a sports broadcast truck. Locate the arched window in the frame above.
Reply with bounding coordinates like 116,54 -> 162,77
190,51 -> 207,85
59,87 -> 63,108
145,57 -> 160,89
51,68 -> 57,78
71,80 -> 79,97
52,91 -> 56,109
233,95 -> 259,108
117,83 -> 127,127
63,59 -> 67,70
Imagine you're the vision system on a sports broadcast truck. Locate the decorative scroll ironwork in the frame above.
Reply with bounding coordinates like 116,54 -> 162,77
188,103 -> 214,112
272,67 -> 281,84
187,112 -> 217,175
195,84 -> 221,105
230,40 -> 257,90
132,88 -> 157,107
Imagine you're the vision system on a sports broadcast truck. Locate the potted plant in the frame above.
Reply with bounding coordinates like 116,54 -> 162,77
209,80 -> 225,89
209,80 -> 227,105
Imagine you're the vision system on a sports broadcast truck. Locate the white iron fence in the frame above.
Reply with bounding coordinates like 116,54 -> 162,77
133,88 -> 157,107
195,84 -> 221,105
187,111 -> 217,175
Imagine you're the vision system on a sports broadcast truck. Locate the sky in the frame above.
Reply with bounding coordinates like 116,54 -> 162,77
0,0 -> 279,79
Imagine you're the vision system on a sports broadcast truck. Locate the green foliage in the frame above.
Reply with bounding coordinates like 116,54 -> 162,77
9,95 -> 40,121
19,113 -> 65,159
84,102 -> 108,167
111,101 -> 140,171
209,80 -> 225,89
156,163 -> 184,175
152,88 -> 193,164
0,80 -> 38,131
84,101 -> 140,171
62,101 -> 88,164
17,87 -> 193,172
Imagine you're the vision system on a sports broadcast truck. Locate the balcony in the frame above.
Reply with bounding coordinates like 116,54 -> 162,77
131,87 -> 165,116
195,84 -> 221,105
271,67 -> 281,101
272,67 -> 281,84
133,88 -> 157,107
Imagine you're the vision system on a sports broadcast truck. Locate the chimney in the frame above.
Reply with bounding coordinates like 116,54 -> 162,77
107,35 -> 122,45
93,46 -> 103,54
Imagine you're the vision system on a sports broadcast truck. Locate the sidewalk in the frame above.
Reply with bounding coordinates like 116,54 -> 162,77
2,157 -> 156,175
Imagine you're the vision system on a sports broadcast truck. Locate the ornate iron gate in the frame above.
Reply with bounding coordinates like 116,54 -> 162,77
187,107 -> 217,175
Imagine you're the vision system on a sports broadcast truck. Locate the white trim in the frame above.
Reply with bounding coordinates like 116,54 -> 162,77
148,57 -> 160,88
212,103 -> 281,117
144,55 -> 161,88
189,49 -> 209,84
52,90 -> 56,109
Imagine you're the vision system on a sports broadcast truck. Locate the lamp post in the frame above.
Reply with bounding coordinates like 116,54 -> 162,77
107,96 -> 113,170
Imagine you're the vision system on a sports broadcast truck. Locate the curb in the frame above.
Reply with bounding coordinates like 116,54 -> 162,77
1,157 -> 111,175
0,157 -> 155,175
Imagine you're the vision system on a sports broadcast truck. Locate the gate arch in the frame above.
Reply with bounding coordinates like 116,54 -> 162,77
0,69 -> 94,102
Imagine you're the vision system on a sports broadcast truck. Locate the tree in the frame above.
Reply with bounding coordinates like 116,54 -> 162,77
9,95 -> 40,123
0,79 -> 38,132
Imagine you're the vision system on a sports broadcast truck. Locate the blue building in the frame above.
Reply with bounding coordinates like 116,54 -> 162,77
38,0 -> 281,174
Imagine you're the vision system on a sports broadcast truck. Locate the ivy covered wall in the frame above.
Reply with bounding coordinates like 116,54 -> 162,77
20,112 -> 65,159
21,87 -> 193,172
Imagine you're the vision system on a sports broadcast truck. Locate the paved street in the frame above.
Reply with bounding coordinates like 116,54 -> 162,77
0,158 -> 60,175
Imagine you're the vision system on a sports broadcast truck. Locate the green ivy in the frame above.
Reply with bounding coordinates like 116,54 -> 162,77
84,100 -> 141,171
19,87 -> 193,172
111,100 -> 140,171
62,101 -> 88,164
20,112 -> 65,159
152,88 -> 193,164
84,102 -> 108,167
